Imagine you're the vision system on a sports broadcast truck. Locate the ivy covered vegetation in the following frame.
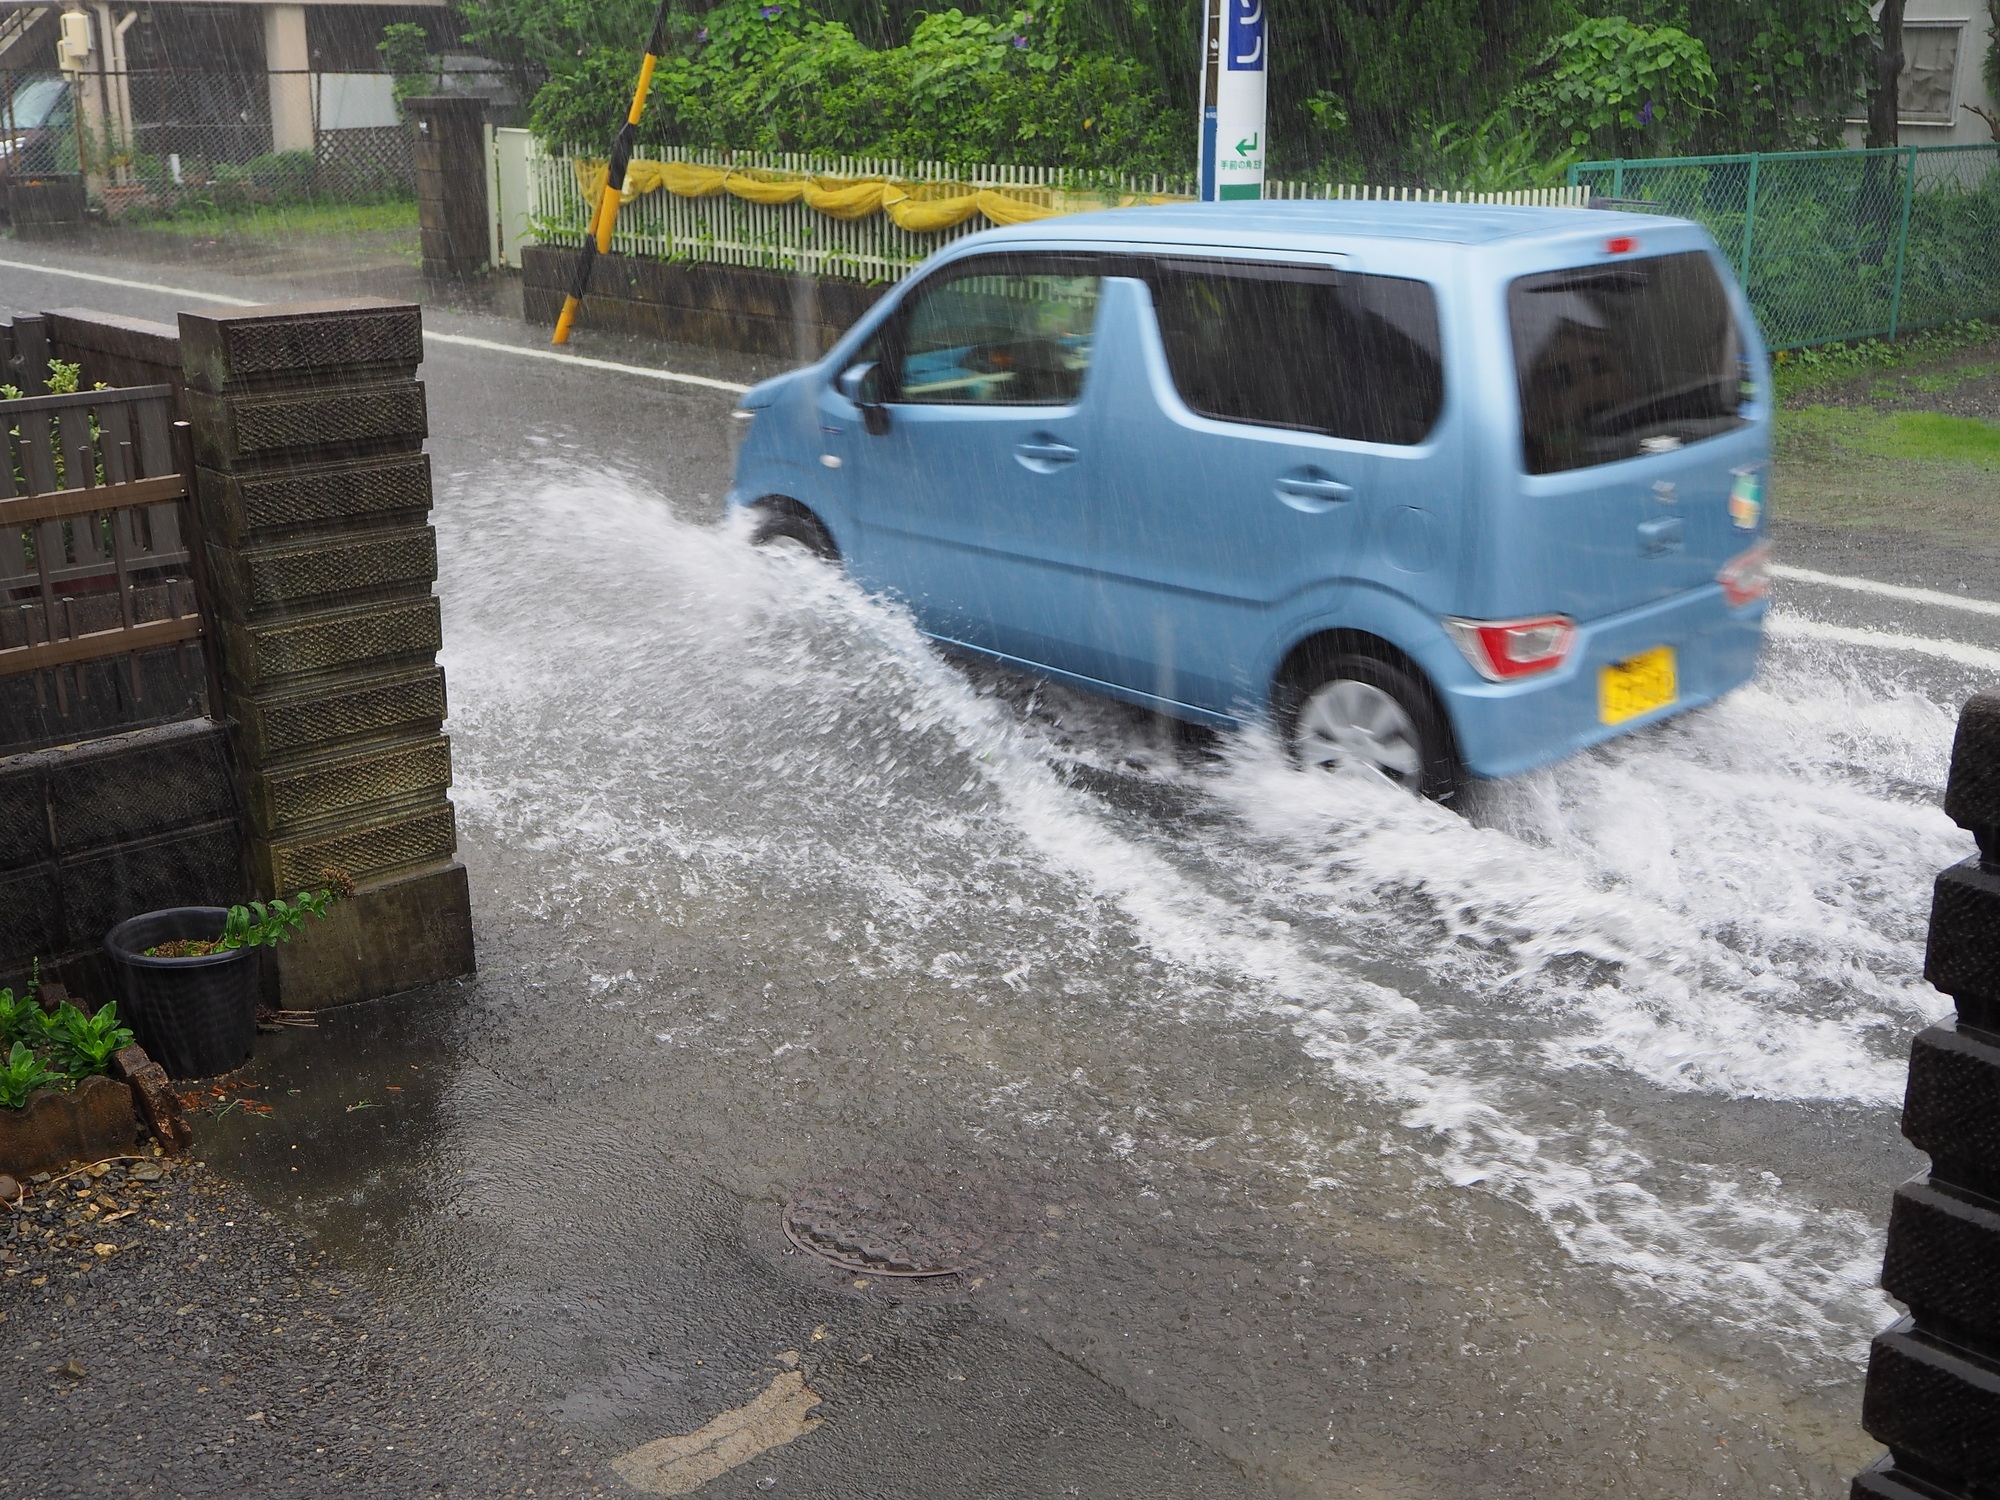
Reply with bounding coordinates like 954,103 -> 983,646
465,0 -> 1883,184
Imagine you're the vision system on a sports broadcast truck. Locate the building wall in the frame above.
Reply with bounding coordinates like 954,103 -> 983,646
1846,0 -> 2000,147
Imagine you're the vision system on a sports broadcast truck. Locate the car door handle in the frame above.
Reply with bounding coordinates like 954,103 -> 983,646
1274,469 -> 1354,513
1639,516 -> 1684,555
1014,438 -> 1079,472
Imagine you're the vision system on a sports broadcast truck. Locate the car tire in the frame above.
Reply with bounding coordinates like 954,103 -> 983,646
1278,650 -> 1460,802
750,502 -> 839,561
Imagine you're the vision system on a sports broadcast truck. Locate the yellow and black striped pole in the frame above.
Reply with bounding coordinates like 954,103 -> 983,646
551,0 -> 673,345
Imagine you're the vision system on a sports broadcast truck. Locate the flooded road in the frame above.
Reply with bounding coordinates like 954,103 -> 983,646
6,246 -> 1996,1496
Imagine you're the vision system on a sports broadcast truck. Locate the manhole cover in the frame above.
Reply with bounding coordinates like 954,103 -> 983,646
782,1162 -> 1011,1278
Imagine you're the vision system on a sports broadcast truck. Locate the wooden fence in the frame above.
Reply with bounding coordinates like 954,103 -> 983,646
500,132 -> 1592,283
1,384 -> 205,708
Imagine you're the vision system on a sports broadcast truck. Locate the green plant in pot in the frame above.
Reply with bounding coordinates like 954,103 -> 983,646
103,880 -> 348,1081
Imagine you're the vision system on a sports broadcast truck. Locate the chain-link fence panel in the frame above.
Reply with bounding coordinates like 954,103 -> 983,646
1574,146 -> 2000,349
2,68 -> 416,219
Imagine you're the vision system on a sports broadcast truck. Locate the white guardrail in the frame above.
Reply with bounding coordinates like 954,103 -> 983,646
485,127 -> 1591,281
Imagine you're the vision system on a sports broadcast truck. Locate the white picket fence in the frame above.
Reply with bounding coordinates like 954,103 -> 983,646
486,128 -> 1591,282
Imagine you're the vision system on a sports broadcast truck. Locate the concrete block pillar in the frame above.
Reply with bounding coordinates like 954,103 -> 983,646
1853,693 -> 2000,1500
406,96 -> 488,279
178,297 -> 475,1010
263,3 -> 314,155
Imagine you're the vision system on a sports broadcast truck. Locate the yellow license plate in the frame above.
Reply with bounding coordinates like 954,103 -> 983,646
1599,646 -> 1678,725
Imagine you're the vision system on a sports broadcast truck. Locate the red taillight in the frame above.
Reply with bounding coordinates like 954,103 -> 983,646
1605,235 -> 1640,255
1719,541 -> 1772,608
1444,615 -> 1576,682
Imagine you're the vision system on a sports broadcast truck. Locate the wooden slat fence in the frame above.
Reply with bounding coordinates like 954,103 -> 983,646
0,383 -> 205,706
519,136 -> 1591,283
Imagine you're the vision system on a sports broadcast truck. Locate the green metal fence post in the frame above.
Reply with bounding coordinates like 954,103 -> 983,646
1740,153 -> 1760,285
1888,145 -> 1916,339
1613,160 -> 1624,198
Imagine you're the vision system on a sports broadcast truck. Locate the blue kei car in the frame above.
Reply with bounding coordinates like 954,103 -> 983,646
727,201 -> 1772,800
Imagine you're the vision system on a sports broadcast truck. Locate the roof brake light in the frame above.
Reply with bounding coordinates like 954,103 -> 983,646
1604,236 -> 1640,255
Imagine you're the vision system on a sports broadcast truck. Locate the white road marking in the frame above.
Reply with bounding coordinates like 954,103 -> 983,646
1768,612 -> 2000,672
1771,562 -> 2000,619
0,256 -> 258,306
0,256 -> 752,395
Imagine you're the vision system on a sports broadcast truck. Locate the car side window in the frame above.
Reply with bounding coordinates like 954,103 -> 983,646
889,258 -> 1102,406
1145,260 -> 1444,445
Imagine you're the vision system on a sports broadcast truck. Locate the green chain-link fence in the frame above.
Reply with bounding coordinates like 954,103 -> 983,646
1570,145 -> 2000,350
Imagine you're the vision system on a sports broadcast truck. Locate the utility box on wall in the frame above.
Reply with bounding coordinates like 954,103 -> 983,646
407,96 -> 489,280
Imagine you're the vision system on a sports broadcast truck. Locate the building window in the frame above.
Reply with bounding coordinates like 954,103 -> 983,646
1900,24 -> 1964,124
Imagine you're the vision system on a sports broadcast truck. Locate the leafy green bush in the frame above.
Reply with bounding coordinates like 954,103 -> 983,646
0,1043 -> 64,1110
531,0 -> 1183,174
0,968 -> 138,1108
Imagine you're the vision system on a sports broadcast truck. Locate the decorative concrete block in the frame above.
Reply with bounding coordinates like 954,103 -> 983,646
0,861 -> 63,968
1943,693 -> 2000,851
1862,1319 -> 2000,1479
221,597 -> 442,690
178,299 -> 422,395
208,526 -> 438,618
56,820 -> 242,952
1903,1021 -> 2000,1182
43,721 -> 235,853
1926,861 -> 2000,1029
246,735 -> 453,837
262,798 -> 456,892
185,382 -> 427,470
235,666 -> 447,763
1851,1453 -> 1953,1500
0,756 -> 49,868
1883,1176 -> 2000,1344
196,454 -> 432,547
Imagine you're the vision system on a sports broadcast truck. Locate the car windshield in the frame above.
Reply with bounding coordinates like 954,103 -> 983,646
1509,250 -> 1749,474
4,77 -> 69,131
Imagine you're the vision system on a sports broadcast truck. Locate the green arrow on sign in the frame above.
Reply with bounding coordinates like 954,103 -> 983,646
1235,132 -> 1259,156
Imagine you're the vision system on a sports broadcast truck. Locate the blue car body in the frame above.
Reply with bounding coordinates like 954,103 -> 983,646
727,201 -> 1771,780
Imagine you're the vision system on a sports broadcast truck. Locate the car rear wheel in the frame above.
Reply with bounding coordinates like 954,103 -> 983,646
750,501 -> 839,561
1280,651 -> 1459,802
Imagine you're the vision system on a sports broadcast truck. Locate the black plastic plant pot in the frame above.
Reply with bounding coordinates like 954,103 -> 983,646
103,907 -> 259,1080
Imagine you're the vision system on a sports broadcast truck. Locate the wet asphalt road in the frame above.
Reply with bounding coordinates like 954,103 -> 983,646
3,243 -> 1998,1499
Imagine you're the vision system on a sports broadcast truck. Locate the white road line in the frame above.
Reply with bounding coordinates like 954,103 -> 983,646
0,256 -> 258,306
1771,562 -> 2000,619
423,331 -> 750,393
1769,612 -> 2000,672
0,256 -> 751,395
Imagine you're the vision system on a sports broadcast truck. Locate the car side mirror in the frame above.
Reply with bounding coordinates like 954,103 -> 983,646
839,362 -> 890,436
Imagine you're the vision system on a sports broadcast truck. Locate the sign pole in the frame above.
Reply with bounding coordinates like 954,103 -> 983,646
1198,0 -> 1266,201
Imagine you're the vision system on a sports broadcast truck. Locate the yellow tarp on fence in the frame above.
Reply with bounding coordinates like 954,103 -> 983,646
576,159 -> 1188,233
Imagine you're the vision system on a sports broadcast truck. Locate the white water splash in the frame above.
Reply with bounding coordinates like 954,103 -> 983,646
436,467 -> 1965,1375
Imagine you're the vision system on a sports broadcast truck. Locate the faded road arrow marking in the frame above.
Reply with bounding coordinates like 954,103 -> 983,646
612,1365 -> 822,1496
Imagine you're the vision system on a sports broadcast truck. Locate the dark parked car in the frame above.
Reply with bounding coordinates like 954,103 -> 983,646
0,73 -> 77,190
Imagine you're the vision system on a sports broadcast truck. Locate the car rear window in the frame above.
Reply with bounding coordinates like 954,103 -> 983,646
1509,251 -> 1750,475
1146,261 -> 1444,445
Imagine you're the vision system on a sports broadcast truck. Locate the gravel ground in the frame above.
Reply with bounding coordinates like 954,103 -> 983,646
1,1152 -> 615,1500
